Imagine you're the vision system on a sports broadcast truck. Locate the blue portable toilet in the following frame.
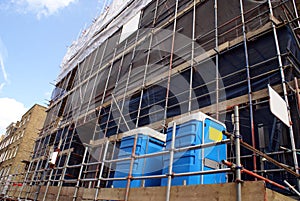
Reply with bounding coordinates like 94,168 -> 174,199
112,127 -> 166,188
161,112 -> 226,186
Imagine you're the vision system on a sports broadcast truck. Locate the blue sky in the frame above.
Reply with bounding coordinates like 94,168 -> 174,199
0,0 -> 107,134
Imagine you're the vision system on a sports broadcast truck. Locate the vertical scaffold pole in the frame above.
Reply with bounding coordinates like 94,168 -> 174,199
295,77 -> 300,113
234,106 -> 242,201
188,0 -> 196,114
239,0 -> 257,173
55,150 -> 71,201
268,0 -> 300,190
94,140 -> 109,200
72,146 -> 88,201
124,133 -> 138,201
135,30 -> 153,127
166,121 -> 176,201
42,168 -> 53,201
163,0 -> 179,128
215,0 -> 219,120
291,0 -> 300,28
116,30 -> 140,133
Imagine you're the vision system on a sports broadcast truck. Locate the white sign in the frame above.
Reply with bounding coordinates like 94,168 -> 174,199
268,85 -> 290,127
49,151 -> 59,165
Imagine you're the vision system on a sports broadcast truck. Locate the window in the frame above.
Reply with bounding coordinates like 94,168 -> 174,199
8,149 -> 12,159
0,153 -> 4,162
13,146 -> 18,158
4,150 -> 9,160
27,115 -> 31,122
9,149 -> 12,159
6,166 -> 11,177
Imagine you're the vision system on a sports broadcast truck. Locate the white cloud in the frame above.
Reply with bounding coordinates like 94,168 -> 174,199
0,83 -> 5,91
0,98 -> 27,135
8,0 -> 77,18
0,37 -> 8,92
0,58 -> 7,82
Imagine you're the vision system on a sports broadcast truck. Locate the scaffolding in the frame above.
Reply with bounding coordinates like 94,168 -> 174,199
5,107 -> 300,200
2,0 -> 300,200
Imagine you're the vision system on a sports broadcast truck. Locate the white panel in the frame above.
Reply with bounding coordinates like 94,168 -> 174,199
268,85 -> 290,127
120,127 -> 166,142
49,151 -> 59,165
120,11 -> 141,42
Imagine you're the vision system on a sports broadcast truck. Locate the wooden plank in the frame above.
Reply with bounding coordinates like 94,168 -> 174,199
197,81 -> 284,114
37,186 -> 46,200
97,181 -> 266,201
82,188 -> 97,200
44,186 -> 59,201
77,188 -> 85,201
26,185 -> 38,200
61,186 -> 76,196
8,182 -> 295,201
97,188 -> 126,200
59,148 -> 74,156
266,189 -> 296,201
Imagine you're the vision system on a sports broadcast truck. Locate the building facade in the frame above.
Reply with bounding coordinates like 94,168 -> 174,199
5,0 -> 300,200
0,104 -> 47,194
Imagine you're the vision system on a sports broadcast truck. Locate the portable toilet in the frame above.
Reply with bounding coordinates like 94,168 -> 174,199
161,112 -> 226,186
112,127 -> 166,188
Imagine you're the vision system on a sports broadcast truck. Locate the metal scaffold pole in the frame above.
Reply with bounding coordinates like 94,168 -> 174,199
188,0 -> 196,114
124,132 -> 138,201
295,77 -> 300,112
43,129 -> 66,201
268,0 -> 300,190
55,150 -> 72,201
94,140 -> 109,200
234,106 -> 242,201
214,0 -> 219,120
116,30 -> 140,133
163,0 -> 179,128
166,121 -> 176,201
135,20 -> 153,128
239,0 -> 257,173
73,146 -> 88,201
42,168 -> 53,201
291,0 -> 300,28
